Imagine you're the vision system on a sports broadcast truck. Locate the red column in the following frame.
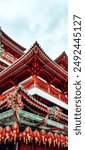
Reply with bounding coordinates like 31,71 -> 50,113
33,75 -> 38,87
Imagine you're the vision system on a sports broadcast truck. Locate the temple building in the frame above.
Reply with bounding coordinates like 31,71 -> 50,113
0,29 -> 68,150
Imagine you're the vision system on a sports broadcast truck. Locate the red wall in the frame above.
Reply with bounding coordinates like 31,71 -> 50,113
18,143 -> 68,150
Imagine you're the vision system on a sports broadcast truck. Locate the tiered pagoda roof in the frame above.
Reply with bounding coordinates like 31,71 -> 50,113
0,41 -> 68,94
0,29 -> 26,72
55,51 -> 68,72
0,30 -> 68,149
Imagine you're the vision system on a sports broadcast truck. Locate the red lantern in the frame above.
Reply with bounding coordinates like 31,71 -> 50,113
11,123 -> 19,145
11,123 -> 19,134
40,129 -> 46,136
54,133 -> 59,138
33,130 -> 39,143
5,126 -> 11,140
5,126 -> 11,133
53,133 -> 59,147
54,133 -> 59,145
60,134 -> 64,147
25,126 -> 31,134
25,126 -> 32,142
47,132 -> 53,138
47,132 -> 53,147
60,134 -> 64,143
40,129 -> 46,144
57,134 -> 61,148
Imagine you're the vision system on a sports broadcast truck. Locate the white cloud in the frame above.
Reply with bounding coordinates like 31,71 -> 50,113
0,0 -> 68,59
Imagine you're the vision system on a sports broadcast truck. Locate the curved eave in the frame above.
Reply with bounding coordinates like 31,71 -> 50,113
0,30 -> 26,58
37,45 -> 68,78
55,51 -> 68,63
0,42 -> 68,87
2,30 -> 26,51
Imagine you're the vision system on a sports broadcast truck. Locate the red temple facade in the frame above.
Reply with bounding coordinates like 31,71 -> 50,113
0,29 -> 68,150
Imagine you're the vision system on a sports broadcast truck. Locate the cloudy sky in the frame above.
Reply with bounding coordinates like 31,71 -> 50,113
0,0 -> 68,59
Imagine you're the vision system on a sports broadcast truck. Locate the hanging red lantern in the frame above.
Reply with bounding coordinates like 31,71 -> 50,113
40,129 -> 46,135
47,132 -> 53,147
54,133 -> 58,139
5,126 -> 11,140
57,134 -> 61,148
33,130 -> 39,143
60,134 -> 64,147
11,123 -> 19,134
5,126 -> 11,133
54,133 -> 59,145
11,123 -> 19,145
47,131 -> 53,138
53,133 -> 59,147
40,129 -> 46,144
25,126 -> 31,133
60,134 -> 64,143
25,126 -> 32,142
33,130 -> 39,137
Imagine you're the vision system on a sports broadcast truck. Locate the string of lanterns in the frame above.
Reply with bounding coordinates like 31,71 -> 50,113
0,123 -> 68,148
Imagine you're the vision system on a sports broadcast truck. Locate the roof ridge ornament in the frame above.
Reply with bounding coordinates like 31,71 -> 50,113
33,41 -> 40,54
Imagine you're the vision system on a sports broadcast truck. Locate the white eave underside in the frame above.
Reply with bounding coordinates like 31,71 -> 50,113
28,87 -> 68,110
